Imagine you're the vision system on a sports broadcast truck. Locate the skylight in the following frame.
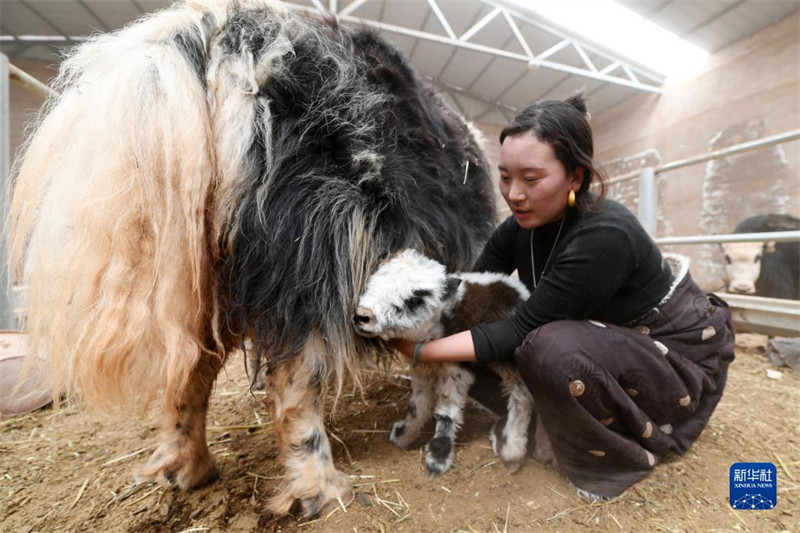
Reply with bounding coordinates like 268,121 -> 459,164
511,0 -> 709,80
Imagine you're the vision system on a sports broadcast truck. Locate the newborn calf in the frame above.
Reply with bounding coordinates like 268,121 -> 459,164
354,249 -> 552,477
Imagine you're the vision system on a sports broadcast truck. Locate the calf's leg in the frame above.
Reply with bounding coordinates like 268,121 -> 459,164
491,366 -> 535,473
425,364 -> 474,478
390,366 -> 436,449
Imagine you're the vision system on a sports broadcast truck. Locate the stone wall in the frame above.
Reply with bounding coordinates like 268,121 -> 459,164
473,10 -> 799,291
589,10 -> 799,291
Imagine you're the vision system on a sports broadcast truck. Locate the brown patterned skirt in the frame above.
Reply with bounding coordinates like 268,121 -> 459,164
511,270 -> 735,497
469,266 -> 736,498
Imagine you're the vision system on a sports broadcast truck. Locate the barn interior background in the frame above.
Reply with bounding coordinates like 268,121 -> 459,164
2,0 -> 799,330
1,2 -> 799,532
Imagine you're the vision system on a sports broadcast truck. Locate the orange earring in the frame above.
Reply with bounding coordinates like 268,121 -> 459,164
568,189 -> 576,207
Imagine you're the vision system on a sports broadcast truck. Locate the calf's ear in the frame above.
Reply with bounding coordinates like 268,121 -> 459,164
443,277 -> 462,299
764,241 -> 777,254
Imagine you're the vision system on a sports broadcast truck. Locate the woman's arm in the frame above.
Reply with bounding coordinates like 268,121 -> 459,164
391,330 -> 476,364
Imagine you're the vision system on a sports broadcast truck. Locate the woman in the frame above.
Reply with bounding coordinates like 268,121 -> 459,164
395,93 -> 735,500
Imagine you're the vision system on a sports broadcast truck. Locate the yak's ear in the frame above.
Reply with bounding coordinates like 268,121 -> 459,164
764,241 -> 777,254
443,277 -> 462,300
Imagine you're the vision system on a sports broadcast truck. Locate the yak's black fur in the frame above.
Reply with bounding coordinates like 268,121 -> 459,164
215,12 -> 495,363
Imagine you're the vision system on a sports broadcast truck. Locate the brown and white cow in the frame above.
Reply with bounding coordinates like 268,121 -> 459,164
722,214 -> 799,299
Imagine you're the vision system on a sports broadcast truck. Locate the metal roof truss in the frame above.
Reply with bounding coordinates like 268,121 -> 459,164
286,0 -> 665,94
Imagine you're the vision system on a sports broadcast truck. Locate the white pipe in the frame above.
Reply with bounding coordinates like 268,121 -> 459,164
656,231 -> 800,246
608,129 -> 800,185
0,53 -> 13,328
637,167 -> 657,237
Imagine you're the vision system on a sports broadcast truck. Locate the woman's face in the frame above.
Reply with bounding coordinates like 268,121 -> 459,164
498,132 -> 583,229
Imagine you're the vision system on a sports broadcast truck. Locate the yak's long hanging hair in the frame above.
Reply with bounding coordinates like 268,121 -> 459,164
9,0 -> 234,411
9,0 -> 496,411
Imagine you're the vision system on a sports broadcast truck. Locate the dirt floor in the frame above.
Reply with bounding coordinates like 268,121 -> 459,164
1,333 -> 798,533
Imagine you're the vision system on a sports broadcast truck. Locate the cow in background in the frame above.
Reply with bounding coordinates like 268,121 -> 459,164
722,214 -> 800,299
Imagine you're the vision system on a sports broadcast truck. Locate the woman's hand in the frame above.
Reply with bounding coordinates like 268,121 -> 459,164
388,332 -> 477,365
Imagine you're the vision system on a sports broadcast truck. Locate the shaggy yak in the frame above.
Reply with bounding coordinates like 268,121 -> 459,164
354,249 -> 553,478
8,0 -> 496,517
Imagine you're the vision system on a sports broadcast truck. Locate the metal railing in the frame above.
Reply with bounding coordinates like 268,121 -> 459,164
609,129 -> 800,336
1,57 -> 54,329
1,53 -> 12,329
8,62 -> 58,99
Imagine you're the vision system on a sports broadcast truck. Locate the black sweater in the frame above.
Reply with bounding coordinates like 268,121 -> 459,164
470,197 -> 674,363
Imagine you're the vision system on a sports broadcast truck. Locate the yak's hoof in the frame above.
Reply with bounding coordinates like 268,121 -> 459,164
267,470 -> 352,518
138,439 -> 218,490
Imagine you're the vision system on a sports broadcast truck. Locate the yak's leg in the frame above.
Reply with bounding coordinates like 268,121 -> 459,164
266,338 -> 351,518
425,364 -> 475,478
139,350 -> 223,489
390,366 -> 436,449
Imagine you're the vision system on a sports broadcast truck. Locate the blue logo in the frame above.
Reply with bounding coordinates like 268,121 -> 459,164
730,463 -> 777,510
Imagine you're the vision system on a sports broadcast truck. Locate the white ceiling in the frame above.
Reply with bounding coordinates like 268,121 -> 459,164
617,0 -> 798,54
1,0 -> 797,125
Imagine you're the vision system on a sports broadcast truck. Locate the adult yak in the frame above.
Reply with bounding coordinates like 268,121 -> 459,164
8,0 -> 496,517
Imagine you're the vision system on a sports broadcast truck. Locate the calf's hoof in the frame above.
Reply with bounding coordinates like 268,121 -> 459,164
502,458 -> 523,474
425,436 -> 454,478
390,420 -> 416,449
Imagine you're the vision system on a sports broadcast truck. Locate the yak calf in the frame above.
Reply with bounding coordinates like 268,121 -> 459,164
354,249 -> 552,478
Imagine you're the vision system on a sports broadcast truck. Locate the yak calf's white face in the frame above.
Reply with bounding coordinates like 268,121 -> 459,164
354,249 -> 459,341
722,242 -> 772,294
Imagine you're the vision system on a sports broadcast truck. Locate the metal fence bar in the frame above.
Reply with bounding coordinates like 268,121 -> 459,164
8,62 -> 57,99
0,53 -> 14,329
604,128 -> 800,337
719,293 -> 800,337
659,129 -> 800,174
638,166 -> 657,237
606,129 -> 800,186
656,230 -> 800,246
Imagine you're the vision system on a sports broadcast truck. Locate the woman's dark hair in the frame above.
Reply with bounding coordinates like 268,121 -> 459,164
499,92 -> 606,210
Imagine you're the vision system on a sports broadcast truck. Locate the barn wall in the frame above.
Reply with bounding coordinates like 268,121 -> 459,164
590,10 -> 800,291
475,11 -> 799,291
9,12 -> 798,292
